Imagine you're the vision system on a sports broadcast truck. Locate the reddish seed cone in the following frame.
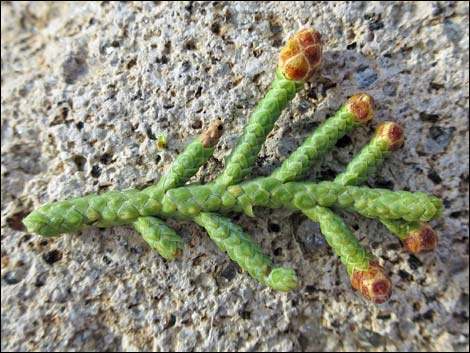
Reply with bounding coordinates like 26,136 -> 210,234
278,28 -> 323,81
403,223 -> 438,253
345,93 -> 375,123
375,122 -> 405,151
351,260 -> 392,304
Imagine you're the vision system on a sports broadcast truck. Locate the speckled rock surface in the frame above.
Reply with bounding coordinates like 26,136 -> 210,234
1,1 -> 468,351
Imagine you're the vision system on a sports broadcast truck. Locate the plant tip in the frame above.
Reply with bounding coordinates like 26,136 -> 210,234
279,28 -> 322,81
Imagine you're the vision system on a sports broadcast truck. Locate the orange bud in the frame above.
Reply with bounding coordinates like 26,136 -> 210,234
345,93 -> 375,123
375,122 -> 404,151
351,260 -> 392,304
279,28 -> 322,81
403,223 -> 438,253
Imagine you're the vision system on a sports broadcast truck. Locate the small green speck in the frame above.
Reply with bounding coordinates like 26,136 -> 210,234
157,134 -> 168,151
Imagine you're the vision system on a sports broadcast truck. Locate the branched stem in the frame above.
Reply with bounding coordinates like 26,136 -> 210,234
22,29 -> 442,303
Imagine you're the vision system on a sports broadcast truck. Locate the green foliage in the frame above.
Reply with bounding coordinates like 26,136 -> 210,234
22,30 -> 443,301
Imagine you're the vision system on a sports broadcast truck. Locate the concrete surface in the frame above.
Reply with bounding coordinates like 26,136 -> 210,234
1,1 -> 468,351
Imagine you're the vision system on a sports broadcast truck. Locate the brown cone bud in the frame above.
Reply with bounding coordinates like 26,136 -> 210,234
345,93 -> 375,123
351,260 -> 392,304
200,119 -> 224,147
375,122 -> 404,151
403,223 -> 438,253
278,28 -> 322,81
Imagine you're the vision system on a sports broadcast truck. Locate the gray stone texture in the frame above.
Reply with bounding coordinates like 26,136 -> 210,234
1,1 -> 468,351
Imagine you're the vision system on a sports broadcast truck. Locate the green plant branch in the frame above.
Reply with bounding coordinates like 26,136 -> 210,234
334,122 -> 438,253
22,29 -> 444,304
214,69 -> 304,186
194,212 -> 298,291
266,92 -> 397,302
133,216 -> 184,260
153,119 -> 224,193
271,93 -> 374,182
215,28 -> 322,187
133,119 -> 223,259
303,206 -> 372,275
23,178 -> 442,237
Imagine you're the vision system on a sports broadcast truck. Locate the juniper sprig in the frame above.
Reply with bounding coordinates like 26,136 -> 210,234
22,29 -> 443,304
335,122 -> 439,254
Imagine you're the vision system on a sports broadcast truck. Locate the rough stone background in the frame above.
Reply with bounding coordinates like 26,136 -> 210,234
1,1 -> 468,351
